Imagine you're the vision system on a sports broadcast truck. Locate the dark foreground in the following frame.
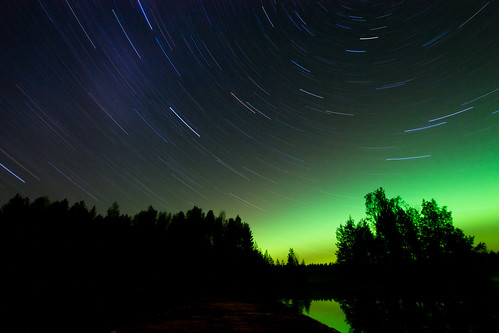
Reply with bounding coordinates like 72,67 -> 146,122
119,300 -> 340,333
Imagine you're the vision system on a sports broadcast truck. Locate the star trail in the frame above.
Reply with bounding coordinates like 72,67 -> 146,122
0,1 -> 497,262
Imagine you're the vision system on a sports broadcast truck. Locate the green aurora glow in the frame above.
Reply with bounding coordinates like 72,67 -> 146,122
0,1 -> 497,264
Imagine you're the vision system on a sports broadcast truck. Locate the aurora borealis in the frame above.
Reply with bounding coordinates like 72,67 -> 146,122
0,1 -> 497,263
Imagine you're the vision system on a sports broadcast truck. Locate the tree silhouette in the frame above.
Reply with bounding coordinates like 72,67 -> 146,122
4,190 -> 492,332
263,249 -> 274,265
335,217 -> 376,265
336,289 -> 499,333
287,248 -> 299,266
336,188 -> 485,265
0,194 -> 276,332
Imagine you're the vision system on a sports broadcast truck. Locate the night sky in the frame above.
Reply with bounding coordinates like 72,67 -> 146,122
1,1 -> 497,263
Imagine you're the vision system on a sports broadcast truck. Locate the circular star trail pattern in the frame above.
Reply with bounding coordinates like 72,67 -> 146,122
1,1 -> 497,262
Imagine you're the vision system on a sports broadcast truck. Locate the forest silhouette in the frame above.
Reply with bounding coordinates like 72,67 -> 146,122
335,188 -> 487,266
1,188 -> 498,332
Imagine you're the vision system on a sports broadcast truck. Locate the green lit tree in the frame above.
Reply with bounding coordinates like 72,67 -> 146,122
335,188 -> 485,265
335,217 -> 376,264
287,248 -> 299,266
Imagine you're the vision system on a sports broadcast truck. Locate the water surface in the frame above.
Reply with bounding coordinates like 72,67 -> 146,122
306,300 -> 350,333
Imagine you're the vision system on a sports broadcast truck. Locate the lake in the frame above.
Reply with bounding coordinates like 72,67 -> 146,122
306,300 -> 350,333
287,287 -> 499,333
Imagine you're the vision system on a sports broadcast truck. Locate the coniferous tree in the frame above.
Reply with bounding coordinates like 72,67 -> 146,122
287,248 -> 299,266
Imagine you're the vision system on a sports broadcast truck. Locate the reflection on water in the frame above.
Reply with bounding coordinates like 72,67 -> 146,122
307,300 -> 350,333
283,298 -> 350,332
285,284 -> 499,333
336,292 -> 499,333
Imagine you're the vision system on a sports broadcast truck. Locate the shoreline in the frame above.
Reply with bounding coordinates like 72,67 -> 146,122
120,299 -> 340,333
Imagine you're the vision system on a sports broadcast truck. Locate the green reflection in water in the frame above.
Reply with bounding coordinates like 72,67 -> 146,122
307,300 -> 350,333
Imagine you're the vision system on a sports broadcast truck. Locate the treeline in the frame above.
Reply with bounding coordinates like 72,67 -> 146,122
0,195 -> 283,332
302,189 -> 499,332
2,190 -> 498,331
331,188 -> 498,297
335,188 -> 488,265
